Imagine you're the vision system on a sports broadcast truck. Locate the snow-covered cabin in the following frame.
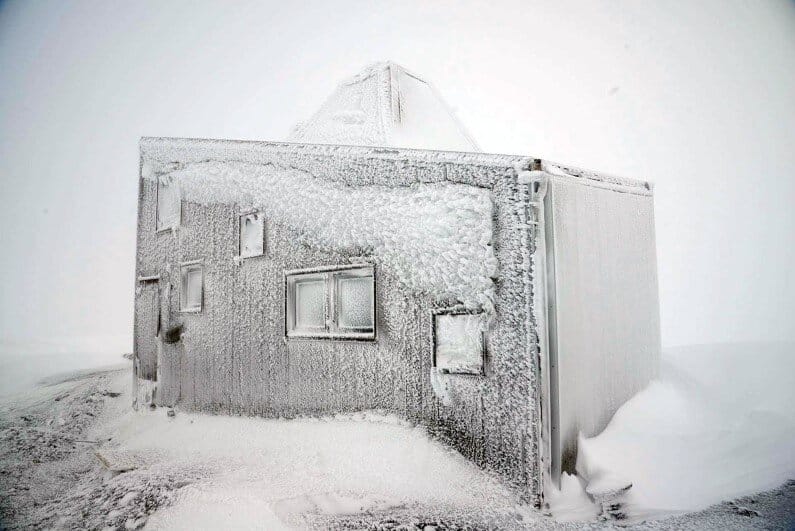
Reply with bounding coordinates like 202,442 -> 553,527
133,62 -> 661,505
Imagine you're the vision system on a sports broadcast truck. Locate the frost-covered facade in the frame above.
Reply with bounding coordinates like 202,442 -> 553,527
133,63 -> 660,505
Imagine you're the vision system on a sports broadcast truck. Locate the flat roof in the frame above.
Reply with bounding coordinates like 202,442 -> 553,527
140,136 -> 653,192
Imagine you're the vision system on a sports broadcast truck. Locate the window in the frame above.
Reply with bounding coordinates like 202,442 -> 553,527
156,175 -> 181,231
432,309 -> 485,375
285,264 -> 375,340
180,262 -> 203,312
239,211 -> 265,258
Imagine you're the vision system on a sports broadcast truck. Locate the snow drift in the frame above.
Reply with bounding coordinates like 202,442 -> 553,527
576,342 -> 795,519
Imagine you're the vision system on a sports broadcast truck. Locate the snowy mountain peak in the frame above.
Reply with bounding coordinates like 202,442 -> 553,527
289,62 -> 480,152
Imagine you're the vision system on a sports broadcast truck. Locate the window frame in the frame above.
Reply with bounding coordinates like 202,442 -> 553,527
155,174 -> 181,233
431,307 -> 486,376
238,210 -> 266,259
179,260 -> 204,313
285,263 -> 376,341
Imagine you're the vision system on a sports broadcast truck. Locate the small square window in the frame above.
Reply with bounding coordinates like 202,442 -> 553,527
156,175 -> 181,231
239,212 -> 265,258
285,264 -> 375,340
180,263 -> 203,312
432,310 -> 485,375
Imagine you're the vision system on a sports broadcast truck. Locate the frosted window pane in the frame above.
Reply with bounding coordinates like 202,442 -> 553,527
435,313 -> 483,374
181,266 -> 202,311
295,280 -> 325,329
240,212 -> 264,258
157,176 -> 180,230
337,276 -> 373,329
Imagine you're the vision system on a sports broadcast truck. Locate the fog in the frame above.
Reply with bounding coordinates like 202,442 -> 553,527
1,0 -> 793,361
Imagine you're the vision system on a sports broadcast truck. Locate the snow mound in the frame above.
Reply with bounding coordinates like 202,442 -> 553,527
289,62 -> 480,152
577,342 -> 795,519
159,161 -> 497,310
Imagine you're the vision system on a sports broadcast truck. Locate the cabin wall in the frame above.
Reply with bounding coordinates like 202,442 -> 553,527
545,175 -> 661,474
134,145 -> 542,499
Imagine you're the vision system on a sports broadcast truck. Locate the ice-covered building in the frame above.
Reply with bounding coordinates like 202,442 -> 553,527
133,62 -> 661,505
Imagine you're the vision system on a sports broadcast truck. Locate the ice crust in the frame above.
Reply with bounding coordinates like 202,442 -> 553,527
152,161 -> 497,310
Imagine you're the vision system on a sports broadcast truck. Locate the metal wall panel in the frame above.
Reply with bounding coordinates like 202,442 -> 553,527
547,176 -> 661,474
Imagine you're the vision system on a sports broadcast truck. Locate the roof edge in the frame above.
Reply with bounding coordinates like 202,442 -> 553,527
139,136 -> 654,190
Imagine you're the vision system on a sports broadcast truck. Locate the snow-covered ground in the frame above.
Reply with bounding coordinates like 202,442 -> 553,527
0,335 -> 130,397
106,402 -> 526,529
0,343 -> 793,529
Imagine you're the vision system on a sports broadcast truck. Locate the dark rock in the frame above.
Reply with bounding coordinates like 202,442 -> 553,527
164,324 -> 183,344
733,505 -> 760,517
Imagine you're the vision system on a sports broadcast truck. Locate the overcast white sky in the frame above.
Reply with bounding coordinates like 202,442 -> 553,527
0,0 -> 793,356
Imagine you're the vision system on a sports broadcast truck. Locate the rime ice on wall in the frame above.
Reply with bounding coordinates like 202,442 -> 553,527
148,161 -> 497,310
135,138 -> 543,502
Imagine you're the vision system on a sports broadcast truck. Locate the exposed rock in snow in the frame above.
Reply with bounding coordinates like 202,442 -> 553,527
0,366 -> 193,530
289,62 -> 480,153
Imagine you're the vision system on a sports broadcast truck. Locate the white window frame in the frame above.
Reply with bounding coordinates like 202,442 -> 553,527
285,264 -> 375,341
431,307 -> 486,376
238,210 -> 265,259
156,175 -> 181,232
179,260 -> 204,313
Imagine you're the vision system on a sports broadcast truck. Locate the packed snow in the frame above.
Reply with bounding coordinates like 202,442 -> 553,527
122,409 -> 523,530
1,343 -> 793,529
147,161 -> 497,311
1,367 -> 535,529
